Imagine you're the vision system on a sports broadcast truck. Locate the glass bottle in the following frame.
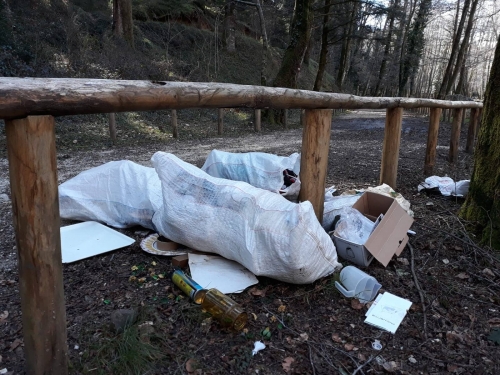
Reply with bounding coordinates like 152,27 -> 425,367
200,288 -> 247,330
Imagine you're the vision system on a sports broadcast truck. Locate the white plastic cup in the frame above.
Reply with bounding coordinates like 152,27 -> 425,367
335,266 -> 381,303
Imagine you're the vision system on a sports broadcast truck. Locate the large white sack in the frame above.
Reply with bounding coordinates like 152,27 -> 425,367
59,160 -> 162,229
152,152 -> 341,284
201,150 -> 301,199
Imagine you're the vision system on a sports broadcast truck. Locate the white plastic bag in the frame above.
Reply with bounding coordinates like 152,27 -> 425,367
201,150 -> 301,200
334,207 -> 375,245
59,161 -> 162,229
152,152 -> 341,284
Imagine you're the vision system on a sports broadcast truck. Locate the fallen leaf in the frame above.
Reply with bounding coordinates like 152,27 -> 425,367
446,331 -> 463,344
278,305 -> 286,313
282,357 -> 295,373
185,358 -> 198,374
397,257 -> 409,266
10,338 -> 22,351
488,318 -> 500,326
382,361 -> 399,372
299,333 -> 309,341
456,273 -> 469,279
344,343 -> 355,351
249,287 -> 266,297
332,333 -> 342,343
351,299 -> 364,310
0,311 -> 8,323
447,364 -> 459,372
151,261 -> 157,266
251,313 -> 258,321
483,268 -> 495,278
442,259 -> 450,264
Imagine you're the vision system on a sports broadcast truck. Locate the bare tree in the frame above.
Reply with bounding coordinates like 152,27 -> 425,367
113,0 -> 134,48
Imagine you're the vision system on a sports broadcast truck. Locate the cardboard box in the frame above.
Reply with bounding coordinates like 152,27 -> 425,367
331,191 -> 414,267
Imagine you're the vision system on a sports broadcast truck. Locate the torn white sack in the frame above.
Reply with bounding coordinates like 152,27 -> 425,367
152,152 -> 341,284
201,150 -> 301,200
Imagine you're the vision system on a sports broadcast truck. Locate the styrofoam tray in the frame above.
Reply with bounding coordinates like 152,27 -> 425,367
60,221 -> 135,263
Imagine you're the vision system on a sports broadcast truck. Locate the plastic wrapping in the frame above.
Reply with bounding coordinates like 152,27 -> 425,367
322,195 -> 361,231
152,152 -> 341,284
334,207 -> 375,245
59,160 -> 162,229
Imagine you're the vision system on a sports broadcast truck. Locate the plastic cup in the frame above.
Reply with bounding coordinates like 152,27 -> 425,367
335,266 -> 381,303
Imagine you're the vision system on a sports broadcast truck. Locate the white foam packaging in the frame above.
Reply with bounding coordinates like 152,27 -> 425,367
59,160 -> 162,229
152,152 -> 341,284
201,150 -> 301,200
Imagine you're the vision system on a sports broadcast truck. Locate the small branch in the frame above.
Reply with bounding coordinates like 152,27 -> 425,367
352,353 -> 380,375
419,352 -> 476,368
308,344 -> 316,375
408,241 -> 428,340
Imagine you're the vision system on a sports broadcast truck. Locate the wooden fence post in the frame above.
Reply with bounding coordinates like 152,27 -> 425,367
171,109 -> 178,138
5,115 -> 68,375
108,113 -> 116,143
298,109 -> 333,223
218,108 -> 224,135
465,108 -> 479,153
380,107 -> 403,189
424,108 -> 442,176
449,108 -> 463,164
254,109 -> 261,132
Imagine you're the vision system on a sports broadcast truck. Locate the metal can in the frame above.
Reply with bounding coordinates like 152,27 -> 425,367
171,270 -> 206,304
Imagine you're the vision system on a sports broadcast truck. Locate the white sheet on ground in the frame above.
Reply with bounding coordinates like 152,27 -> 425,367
152,152 -> 341,284
188,253 -> 258,294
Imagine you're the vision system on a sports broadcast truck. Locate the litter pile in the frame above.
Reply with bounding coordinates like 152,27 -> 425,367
58,149 -> 416,334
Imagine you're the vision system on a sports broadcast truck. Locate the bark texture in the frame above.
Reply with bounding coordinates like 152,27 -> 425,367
113,0 -> 134,48
460,35 -> 500,249
272,0 -> 312,89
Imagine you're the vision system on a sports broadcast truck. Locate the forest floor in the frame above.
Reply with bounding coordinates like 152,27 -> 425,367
0,110 -> 499,374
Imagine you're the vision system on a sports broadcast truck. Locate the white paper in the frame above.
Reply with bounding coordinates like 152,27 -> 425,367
188,253 -> 258,294
364,292 -> 412,334
61,221 -> 135,263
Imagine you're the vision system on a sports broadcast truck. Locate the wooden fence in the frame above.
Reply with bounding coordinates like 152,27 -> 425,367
0,78 -> 483,375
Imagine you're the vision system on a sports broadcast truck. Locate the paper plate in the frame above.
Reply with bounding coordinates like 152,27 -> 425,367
140,233 -> 189,256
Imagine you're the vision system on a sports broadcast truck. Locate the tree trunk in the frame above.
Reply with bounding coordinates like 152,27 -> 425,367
273,0 -> 312,90
436,0 -> 471,99
223,0 -> 236,52
336,0 -> 359,91
313,0 -> 332,91
113,0 -> 134,48
445,0 -> 478,96
375,0 -> 398,96
254,0 -> 269,86
398,0 -> 432,96
460,35 -> 500,249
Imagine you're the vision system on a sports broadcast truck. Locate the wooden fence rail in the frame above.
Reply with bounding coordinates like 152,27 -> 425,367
0,78 -> 483,375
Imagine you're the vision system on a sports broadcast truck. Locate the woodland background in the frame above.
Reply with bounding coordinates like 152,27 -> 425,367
1,0 -> 498,100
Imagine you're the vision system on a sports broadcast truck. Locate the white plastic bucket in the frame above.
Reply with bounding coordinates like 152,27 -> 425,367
335,266 -> 381,303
